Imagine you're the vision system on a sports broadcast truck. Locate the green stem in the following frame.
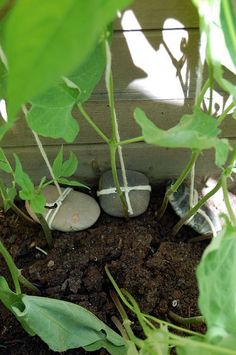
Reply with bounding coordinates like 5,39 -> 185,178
168,310 -> 205,325
109,144 -> 129,217
218,101 -> 235,124
157,150 -> 200,220
195,78 -> 210,107
11,202 -> 36,225
122,289 -> 152,337
171,178 -> 222,237
222,175 -> 236,226
77,103 -> 110,144
18,273 -> 40,294
119,136 -> 144,145
0,240 -> 21,294
172,144 -> 236,237
105,40 -> 129,217
207,65 -> 214,115
36,213 -> 53,247
105,265 -> 135,313
143,314 -> 203,337
110,291 -> 141,347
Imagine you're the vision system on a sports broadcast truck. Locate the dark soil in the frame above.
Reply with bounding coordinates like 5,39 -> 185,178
0,185 -> 207,354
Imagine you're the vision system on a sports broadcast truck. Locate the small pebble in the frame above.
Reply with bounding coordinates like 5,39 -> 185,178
47,260 -> 55,268
172,300 -> 178,307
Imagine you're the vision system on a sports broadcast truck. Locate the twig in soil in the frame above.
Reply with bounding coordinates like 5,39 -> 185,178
35,246 -> 48,255
168,310 -> 205,325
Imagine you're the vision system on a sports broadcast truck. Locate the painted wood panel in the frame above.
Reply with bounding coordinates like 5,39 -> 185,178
94,29 -> 199,100
2,141 -> 229,187
113,0 -> 199,30
2,98 -> 236,148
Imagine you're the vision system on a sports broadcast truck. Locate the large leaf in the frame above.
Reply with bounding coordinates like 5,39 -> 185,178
5,0 -> 132,118
26,83 -> 79,142
11,295 -> 125,352
26,40 -> 107,141
0,147 -> 12,173
134,107 -> 229,167
197,220 -> 236,344
220,1 -> 236,70
192,0 -> 236,100
66,41 -> 106,103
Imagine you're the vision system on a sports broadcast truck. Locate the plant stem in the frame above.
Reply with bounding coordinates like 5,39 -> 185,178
207,64 -> 214,115
119,136 -> 144,145
218,101 -> 235,123
171,144 -> 236,237
110,291 -> 141,347
222,175 -> 236,226
31,130 -> 62,196
105,40 -> 130,217
195,78 -> 210,107
11,202 -> 36,225
77,103 -> 110,144
157,150 -> 200,220
18,273 -> 40,294
171,178 -> 222,237
0,240 -> 21,294
36,213 -> 53,247
22,106 -> 62,197
110,144 -> 129,218
78,102 -> 129,216
168,310 -> 205,325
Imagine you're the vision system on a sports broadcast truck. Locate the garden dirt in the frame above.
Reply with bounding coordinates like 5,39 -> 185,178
0,185 -> 208,354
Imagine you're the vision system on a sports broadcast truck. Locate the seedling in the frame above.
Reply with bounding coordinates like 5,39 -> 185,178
0,239 -> 126,353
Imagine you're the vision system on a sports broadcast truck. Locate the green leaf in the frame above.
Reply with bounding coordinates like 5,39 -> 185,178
0,121 -> 14,141
134,107 -> 229,167
3,186 -> 17,211
0,147 -> 12,173
66,41 -> 106,103
12,295 -> 125,352
52,147 -> 78,179
29,192 -> 46,214
197,220 -> 236,343
220,1 -> 236,71
13,154 -> 34,193
57,177 -> 89,189
19,188 -> 46,214
52,146 -> 63,179
61,152 -> 78,177
5,0 -> 132,118
0,58 -> 7,98
84,339 -> 126,355
26,84 -> 79,142
5,0 -> 97,117
0,276 -> 23,311
192,0 -> 236,101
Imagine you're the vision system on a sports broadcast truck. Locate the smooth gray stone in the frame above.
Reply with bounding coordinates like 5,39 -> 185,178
98,170 -> 151,217
26,185 -> 100,232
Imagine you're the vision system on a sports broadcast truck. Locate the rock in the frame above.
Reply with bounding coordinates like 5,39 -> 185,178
97,169 -> 151,217
26,185 -> 100,232
168,178 -> 236,235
